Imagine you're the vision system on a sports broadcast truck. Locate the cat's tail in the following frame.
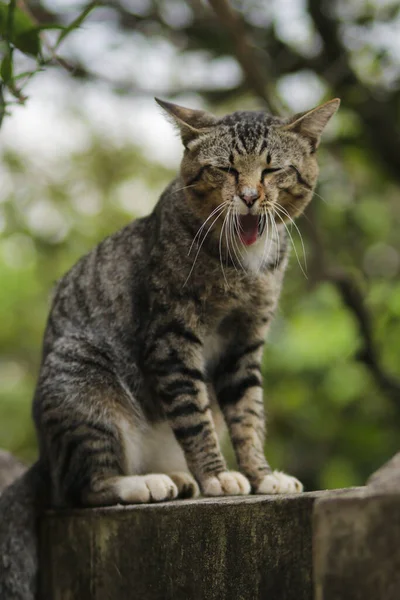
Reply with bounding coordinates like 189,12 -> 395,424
0,461 -> 49,600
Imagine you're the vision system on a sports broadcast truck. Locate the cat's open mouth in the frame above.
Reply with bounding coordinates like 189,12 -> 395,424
238,214 -> 265,246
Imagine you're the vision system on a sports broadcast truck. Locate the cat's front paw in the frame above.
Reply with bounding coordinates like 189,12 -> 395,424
255,470 -> 303,494
201,471 -> 251,497
168,471 -> 200,499
117,474 -> 179,503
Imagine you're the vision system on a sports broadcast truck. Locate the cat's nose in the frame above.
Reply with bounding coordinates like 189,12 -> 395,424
239,188 -> 260,207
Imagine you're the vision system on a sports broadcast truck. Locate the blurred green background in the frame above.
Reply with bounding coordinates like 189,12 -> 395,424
0,0 -> 399,491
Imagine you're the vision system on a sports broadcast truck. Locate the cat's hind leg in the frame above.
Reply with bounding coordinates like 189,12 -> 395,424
34,336 -> 179,506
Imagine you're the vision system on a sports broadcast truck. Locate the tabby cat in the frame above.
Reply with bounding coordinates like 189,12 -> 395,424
33,97 -> 339,506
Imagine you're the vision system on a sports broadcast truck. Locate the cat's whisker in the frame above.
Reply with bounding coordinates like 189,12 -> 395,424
298,185 -> 327,204
232,208 -> 247,272
229,214 -> 244,272
273,208 -> 308,279
184,209 -> 225,287
226,209 -> 239,272
218,210 -> 230,286
189,201 -> 228,254
173,182 -> 202,194
256,212 -> 267,275
258,211 -> 272,275
270,212 -> 281,271
267,212 -> 276,269
273,203 -> 307,274
188,202 -> 228,256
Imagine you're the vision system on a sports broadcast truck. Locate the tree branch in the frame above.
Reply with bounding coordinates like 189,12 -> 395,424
207,0 -> 282,113
308,0 -> 400,183
209,0 -> 400,411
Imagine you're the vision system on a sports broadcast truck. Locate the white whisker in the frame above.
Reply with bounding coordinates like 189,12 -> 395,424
299,185 -> 326,204
232,208 -> 247,272
173,182 -> 201,194
273,208 -> 308,279
183,208 -> 226,287
226,209 -> 238,272
188,201 -> 228,256
265,209 -> 279,271
218,210 -> 230,285
274,203 -> 307,275
257,211 -> 273,274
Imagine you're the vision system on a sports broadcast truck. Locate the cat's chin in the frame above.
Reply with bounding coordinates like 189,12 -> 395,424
238,214 -> 265,246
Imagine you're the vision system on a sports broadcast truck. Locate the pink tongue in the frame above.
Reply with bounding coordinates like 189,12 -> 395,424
239,214 -> 259,246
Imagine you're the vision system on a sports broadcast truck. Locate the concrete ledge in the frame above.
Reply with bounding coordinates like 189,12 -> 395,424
314,453 -> 400,600
39,491 -> 335,600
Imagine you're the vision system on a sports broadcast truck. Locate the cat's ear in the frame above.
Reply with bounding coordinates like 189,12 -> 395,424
283,98 -> 340,150
155,98 -> 217,147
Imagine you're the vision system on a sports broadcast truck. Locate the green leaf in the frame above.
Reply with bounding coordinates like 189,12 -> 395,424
55,2 -> 97,49
1,50 -> 13,84
0,3 -> 41,57
12,70 -> 38,82
15,28 -> 41,56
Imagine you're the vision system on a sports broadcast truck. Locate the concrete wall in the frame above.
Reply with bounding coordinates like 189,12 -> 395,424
40,492 -> 327,600
314,453 -> 400,600
34,453 -> 400,599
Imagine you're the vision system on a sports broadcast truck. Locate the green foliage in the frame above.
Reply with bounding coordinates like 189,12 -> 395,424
0,1 -> 97,107
0,2 -> 40,56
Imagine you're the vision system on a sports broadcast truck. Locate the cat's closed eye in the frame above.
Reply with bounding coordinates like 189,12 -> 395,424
262,167 -> 282,177
215,166 -> 239,177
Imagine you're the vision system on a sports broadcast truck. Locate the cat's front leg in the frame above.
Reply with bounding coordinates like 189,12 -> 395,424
146,330 -> 250,497
215,341 -> 303,494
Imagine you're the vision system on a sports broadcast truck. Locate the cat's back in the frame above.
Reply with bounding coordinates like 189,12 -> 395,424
42,214 -> 155,355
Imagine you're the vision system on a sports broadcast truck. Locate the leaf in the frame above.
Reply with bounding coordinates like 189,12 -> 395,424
0,3 -> 41,57
12,70 -> 38,82
55,2 -> 97,50
15,29 -> 41,56
1,51 -> 13,84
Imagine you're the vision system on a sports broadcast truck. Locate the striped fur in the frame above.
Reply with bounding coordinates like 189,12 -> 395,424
33,99 -> 339,506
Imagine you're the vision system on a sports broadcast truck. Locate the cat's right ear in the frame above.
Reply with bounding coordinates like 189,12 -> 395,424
155,98 -> 217,147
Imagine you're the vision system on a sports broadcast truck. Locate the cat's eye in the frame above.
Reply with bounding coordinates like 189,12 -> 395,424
262,167 -> 282,178
216,166 -> 239,177
290,165 -> 301,177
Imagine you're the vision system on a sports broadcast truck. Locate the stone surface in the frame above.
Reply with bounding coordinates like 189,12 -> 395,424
40,491 -> 333,600
367,451 -> 400,491
314,453 -> 400,600
0,463 -> 48,600
0,449 -> 26,494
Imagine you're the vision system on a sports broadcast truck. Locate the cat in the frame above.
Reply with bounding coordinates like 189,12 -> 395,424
31,96 -> 339,505
0,97 -> 339,597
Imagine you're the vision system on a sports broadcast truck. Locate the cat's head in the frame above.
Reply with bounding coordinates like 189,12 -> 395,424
156,98 -> 339,247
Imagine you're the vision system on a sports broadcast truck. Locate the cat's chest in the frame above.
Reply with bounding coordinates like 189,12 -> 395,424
202,310 -> 248,376
203,330 -> 230,373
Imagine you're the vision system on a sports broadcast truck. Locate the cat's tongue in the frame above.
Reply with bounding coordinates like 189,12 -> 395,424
239,214 -> 259,246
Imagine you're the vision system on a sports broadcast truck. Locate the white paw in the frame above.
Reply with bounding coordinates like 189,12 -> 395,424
255,470 -> 303,495
202,471 -> 251,497
168,471 -> 200,499
117,474 -> 178,503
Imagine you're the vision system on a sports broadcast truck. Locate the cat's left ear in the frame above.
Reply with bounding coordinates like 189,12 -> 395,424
155,98 -> 217,147
282,98 -> 340,150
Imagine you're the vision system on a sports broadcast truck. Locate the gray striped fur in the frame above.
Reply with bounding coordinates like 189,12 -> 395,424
32,98 -> 339,506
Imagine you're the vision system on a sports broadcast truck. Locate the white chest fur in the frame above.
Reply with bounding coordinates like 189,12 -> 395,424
119,332 -> 228,476
203,331 -> 228,372
239,227 -> 280,272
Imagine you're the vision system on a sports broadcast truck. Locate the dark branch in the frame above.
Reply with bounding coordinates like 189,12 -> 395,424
209,0 -> 400,412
